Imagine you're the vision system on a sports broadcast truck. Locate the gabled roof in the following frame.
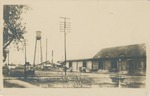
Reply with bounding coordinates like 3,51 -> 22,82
93,43 -> 146,58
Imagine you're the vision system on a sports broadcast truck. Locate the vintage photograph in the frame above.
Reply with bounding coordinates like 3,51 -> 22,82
2,1 -> 148,89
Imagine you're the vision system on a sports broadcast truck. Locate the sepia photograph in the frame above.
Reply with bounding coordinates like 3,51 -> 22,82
1,0 -> 150,96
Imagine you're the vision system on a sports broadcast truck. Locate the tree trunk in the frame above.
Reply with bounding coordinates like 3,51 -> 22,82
3,37 -> 14,62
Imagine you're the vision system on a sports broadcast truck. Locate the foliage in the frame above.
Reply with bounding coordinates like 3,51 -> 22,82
3,5 -> 29,62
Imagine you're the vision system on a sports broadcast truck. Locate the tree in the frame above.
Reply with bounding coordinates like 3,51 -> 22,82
3,5 -> 29,62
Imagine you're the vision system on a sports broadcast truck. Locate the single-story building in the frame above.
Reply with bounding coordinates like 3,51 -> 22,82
65,58 -> 99,72
63,43 -> 146,75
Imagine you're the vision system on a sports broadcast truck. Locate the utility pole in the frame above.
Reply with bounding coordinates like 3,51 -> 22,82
46,38 -> 47,62
24,39 -> 27,80
5,48 -> 9,66
6,49 -> 9,65
60,17 -> 71,75
52,50 -> 53,63
33,39 -> 37,67
40,39 -> 43,63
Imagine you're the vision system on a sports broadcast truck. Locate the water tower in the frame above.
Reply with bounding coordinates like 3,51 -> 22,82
33,31 -> 43,66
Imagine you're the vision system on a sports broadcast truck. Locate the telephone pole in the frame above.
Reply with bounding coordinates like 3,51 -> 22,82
52,50 -> 53,63
24,39 -> 27,80
60,17 -> 71,75
46,38 -> 48,62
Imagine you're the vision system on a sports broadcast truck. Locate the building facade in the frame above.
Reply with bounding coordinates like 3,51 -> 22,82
64,43 -> 146,75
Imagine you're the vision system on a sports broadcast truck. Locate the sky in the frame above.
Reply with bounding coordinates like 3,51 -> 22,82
5,0 -> 150,64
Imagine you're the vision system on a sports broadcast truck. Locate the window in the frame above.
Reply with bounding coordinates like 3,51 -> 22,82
83,61 -> 86,67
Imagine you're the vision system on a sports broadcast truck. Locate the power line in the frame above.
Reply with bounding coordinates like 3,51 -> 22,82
60,17 -> 71,75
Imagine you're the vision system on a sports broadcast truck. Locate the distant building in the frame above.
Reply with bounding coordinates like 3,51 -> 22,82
34,61 -> 52,70
7,64 -> 16,69
64,43 -> 146,75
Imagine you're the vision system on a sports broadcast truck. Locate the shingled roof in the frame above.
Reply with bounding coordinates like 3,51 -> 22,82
93,43 -> 146,58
